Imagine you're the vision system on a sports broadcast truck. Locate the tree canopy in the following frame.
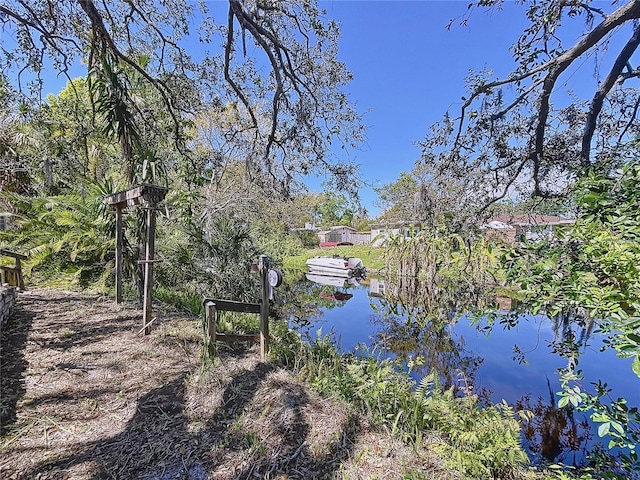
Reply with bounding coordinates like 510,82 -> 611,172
0,0 -> 363,194
420,0 -> 640,211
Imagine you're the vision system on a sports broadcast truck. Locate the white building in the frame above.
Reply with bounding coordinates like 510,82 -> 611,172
317,226 -> 359,245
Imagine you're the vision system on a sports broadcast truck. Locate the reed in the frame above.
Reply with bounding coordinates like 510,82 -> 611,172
383,230 -> 503,313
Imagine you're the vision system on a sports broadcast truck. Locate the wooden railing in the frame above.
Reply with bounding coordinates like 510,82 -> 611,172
0,249 -> 27,290
202,255 -> 281,360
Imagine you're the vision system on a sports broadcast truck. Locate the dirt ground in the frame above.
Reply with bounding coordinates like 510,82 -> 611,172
1,289 -> 456,480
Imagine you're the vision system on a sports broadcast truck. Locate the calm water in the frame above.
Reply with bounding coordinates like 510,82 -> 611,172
287,276 -> 640,466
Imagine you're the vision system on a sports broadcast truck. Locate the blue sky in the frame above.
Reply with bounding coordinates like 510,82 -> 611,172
23,1 -> 534,216
319,0 -> 534,215
6,1 -> 616,216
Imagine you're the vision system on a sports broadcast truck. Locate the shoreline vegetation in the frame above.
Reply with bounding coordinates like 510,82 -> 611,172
1,244 -> 633,479
0,283 -> 586,480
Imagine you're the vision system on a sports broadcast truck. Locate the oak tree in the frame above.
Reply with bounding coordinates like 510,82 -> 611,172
0,0 -> 363,192
420,0 -> 640,211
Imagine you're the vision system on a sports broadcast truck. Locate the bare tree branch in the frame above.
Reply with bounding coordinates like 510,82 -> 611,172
582,24 -> 640,163
534,0 -> 640,164
424,0 -> 640,210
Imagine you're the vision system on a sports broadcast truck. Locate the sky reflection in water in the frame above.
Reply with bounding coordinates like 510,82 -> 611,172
288,277 -> 639,466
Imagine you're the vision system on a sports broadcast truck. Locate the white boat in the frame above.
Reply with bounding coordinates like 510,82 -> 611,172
305,256 -> 366,277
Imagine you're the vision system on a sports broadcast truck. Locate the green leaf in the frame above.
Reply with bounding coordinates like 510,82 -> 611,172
632,355 -> 640,378
591,413 -> 609,423
628,333 -> 640,344
611,421 -> 625,435
597,422 -> 611,437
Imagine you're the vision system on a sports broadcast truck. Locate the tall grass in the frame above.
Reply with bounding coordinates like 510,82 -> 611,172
270,328 -> 530,479
383,230 -> 503,312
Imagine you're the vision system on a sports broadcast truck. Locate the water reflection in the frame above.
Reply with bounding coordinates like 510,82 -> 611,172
548,311 -> 597,362
305,273 -> 358,302
283,273 -> 361,329
515,382 -> 592,465
366,280 -> 598,465
368,295 -> 487,401
282,274 -> 637,467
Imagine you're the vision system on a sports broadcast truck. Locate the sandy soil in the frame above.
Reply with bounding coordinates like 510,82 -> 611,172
0,289 -> 456,480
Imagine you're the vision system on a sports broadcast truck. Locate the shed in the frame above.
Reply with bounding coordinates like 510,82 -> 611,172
317,226 -> 358,245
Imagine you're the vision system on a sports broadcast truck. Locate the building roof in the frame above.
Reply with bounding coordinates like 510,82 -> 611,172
328,225 -> 357,231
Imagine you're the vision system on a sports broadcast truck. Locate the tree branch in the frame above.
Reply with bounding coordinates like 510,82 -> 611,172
582,24 -> 640,164
533,0 -> 640,163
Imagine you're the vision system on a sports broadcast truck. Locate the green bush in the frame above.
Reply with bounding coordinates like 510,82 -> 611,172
0,181 -> 116,288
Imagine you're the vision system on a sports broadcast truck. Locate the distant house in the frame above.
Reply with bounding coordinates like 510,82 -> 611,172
484,214 -> 574,244
291,223 -> 318,232
369,221 -> 421,247
317,226 -> 360,246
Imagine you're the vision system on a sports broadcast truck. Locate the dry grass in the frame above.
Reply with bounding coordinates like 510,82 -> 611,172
0,289 -> 459,479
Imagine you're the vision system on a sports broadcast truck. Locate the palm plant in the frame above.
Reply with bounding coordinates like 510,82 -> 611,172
0,180 -> 118,287
201,212 -> 259,302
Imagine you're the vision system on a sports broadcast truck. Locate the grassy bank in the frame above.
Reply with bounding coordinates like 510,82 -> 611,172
283,244 -> 387,275
270,329 -> 536,479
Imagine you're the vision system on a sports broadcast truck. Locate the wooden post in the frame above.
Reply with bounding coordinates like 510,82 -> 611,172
205,301 -> 217,346
142,207 -> 157,335
15,257 -> 23,290
105,185 -> 167,322
259,255 -> 270,360
115,205 -> 123,303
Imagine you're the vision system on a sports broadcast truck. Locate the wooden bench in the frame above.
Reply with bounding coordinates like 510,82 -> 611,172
0,249 -> 27,290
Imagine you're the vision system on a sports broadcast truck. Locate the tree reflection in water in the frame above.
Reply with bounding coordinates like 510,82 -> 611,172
516,380 -> 592,466
283,270 -> 619,466
368,295 -> 488,402
367,276 -> 600,466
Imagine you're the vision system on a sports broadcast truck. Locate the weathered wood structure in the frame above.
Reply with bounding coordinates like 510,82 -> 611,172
0,285 -> 16,328
0,249 -> 27,290
203,255 -> 278,360
105,184 -> 168,335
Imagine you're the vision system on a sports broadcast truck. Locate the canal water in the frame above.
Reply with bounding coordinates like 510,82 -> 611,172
287,275 -> 640,467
